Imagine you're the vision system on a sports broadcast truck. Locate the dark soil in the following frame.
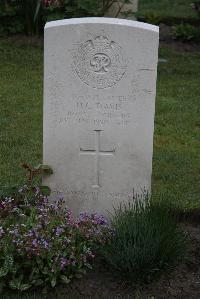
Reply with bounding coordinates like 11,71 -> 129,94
159,23 -> 200,52
53,222 -> 200,299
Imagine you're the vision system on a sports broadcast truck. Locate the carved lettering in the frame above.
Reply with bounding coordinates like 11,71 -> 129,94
54,93 -> 136,127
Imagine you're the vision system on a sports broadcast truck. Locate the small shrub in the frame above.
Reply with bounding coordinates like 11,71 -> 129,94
141,12 -> 162,25
101,199 -> 186,282
171,23 -> 200,42
0,165 -> 112,291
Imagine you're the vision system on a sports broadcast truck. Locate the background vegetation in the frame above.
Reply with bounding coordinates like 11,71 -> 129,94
1,0 -> 199,36
0,0 -> 132,36
0,0 -> 199,42
138,0 -> 200,24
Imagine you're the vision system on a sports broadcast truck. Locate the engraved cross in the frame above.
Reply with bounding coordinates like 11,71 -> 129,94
80,130 -> 115,188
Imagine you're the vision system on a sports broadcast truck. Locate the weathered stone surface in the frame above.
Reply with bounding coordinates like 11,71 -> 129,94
43,18 -> 159,216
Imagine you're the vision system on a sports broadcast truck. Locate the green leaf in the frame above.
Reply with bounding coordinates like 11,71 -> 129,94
85,262 -> 93,270
60,275 -> 71,284
41,267 -> 49,275
38,185 -> 51,196
9,279 -> 20,290
36,257 -> 44,267
9,277 -> 31,291
0,267 -> 8,278
19,283 -> 31,291
51,277 -> 57,288
32,279 -> 44,286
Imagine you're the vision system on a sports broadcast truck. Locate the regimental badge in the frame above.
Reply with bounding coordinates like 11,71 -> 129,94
73,35 -> 127,89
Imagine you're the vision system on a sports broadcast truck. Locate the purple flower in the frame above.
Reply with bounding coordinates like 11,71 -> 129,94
35,187 -> 40,195
93,213 -> 108,225
43,240 -> 49,249
55,226 -> 64,236
55,194 -> 64,201
60,257 -> 70,269
9,228 -> 19,236
40,238 -> 49,249
32,239 -> 38,247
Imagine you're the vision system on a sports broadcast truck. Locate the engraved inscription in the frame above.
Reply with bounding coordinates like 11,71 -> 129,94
80,130 -> 115,188
55,94 -> 133,127
73,35 -> 127,89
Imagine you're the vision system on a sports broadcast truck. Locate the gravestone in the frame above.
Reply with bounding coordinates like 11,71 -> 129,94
105,0 -> 138,20
43,18 -> 159,216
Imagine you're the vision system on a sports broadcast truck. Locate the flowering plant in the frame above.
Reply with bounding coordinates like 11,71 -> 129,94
0,165 -> 112,291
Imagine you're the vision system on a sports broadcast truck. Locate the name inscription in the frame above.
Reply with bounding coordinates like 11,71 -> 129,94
52,94 -> 135,127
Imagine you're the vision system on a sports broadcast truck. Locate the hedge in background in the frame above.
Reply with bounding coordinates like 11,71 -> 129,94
0,0 -> 131,36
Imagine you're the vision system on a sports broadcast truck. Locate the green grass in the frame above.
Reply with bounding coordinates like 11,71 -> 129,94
138,0 -> 199,20
0,40 -> 43,186
153,48 -> 200,210
0,38 -> 200,211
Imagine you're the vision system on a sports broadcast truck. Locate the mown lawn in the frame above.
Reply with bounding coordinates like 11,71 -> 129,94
0,38 -> 200,212
0,39 -> 43,186
153,48 -> 200,210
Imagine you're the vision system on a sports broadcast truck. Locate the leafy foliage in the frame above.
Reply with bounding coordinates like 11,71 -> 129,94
101,199 -> 186,282
63,0 -> 132,18
171,23 -> 200,42
191,0 -> 200,17
0,1 -> 23,35
0,165 -> 112,291
138,0 -> 199,24
0,0 -> 131,36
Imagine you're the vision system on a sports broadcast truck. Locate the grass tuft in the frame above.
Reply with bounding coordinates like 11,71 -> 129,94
101,199 -> 187,282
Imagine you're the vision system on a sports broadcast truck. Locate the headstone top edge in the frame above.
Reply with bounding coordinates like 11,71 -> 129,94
44,17 -> 159,33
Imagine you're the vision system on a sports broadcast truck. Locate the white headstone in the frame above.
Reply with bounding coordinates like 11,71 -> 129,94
105,0 -> 138,20
43,18 -> 159,216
